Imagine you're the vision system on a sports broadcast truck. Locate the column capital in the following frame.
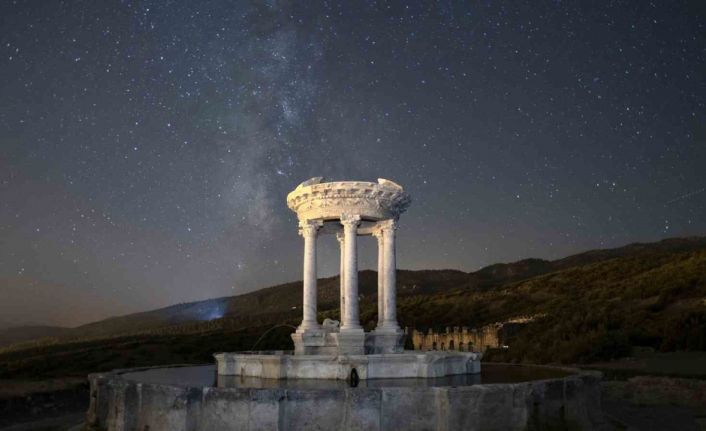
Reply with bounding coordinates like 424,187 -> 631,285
340,213 -> 361,227
379,218 -> 398,232
298,219 -> 323,236
371,225 -> 385,241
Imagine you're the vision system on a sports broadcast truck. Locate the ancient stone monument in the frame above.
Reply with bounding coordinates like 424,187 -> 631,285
86,178 -> 606,430
288,177 -> 410,356
215,178 -> 480,379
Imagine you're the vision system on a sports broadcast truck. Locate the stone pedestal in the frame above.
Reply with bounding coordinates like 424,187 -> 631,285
334,330 -> 366,355
366,328 -> 405,354
291,329 -> 339,355
292,319 -> 341,355
216,350 -> 481,380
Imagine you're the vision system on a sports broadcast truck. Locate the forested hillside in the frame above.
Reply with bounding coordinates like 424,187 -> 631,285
1,237 -> 705,379
400,248 -> 706,363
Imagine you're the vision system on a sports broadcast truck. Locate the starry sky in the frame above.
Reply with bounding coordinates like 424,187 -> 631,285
1,1 -> 704,327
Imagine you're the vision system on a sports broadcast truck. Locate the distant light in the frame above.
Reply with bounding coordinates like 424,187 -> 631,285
201,302 -> 226,321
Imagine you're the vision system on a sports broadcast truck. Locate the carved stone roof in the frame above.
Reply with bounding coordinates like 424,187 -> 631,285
287,178 -> 411,222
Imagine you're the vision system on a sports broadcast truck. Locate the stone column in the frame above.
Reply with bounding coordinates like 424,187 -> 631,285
336,230 -> 345,323
373,227 -> 385,328
380,219 -> 400,331
340,213 -> 361,332
298,219 -> 321,330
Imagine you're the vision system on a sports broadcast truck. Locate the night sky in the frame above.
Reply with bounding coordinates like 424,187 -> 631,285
1,1 -> 704,327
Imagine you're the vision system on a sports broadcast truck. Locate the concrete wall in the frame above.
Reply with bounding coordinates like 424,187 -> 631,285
85,365 -> 605,431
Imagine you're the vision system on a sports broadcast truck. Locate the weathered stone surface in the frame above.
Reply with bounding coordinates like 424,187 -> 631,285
380,387 -> 438,430
248,389 -> 282,431
198,387 -> 250,431
86,373 -> 110,429
286,179 -> 411,222
136,384 -> 189,431
215,351 -> 481,380
87,365 -> 606,431
104,380 -> 132,431
444,386 -> 485,431
286,178 -> 410,357
283,389 -> 346,430
343,389 -> 381,431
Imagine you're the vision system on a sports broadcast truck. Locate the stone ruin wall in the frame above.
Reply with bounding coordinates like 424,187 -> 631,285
407,315 -> 539,352
408,325 -> 502,353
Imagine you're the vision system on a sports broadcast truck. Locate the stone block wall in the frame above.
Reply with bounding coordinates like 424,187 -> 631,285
408,325 -> 501,353
86,365 -> 606,431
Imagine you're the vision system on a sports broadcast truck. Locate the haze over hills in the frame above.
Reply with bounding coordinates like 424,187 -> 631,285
2,236 -> 706,351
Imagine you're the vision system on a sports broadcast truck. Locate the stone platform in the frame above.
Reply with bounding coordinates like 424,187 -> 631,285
214,351 -> 480,380
86,363 -> 606,431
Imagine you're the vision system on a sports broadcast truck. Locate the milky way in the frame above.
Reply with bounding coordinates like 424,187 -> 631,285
1,1 -> 704,326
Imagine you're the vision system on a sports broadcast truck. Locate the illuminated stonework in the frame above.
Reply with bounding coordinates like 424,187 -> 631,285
286,178 -> 411,222
288,178 -> 411,355
215,178 -> 481,380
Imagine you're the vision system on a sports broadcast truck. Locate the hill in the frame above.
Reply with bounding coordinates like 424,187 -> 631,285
8,236 -> 706,348
0,236 -> 705,379
0,326 -> 70,347
402,246 -> 706,363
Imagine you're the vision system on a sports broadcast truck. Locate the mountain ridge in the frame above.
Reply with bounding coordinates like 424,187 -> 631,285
2,236 -> 705,350
1,235 -> 705,377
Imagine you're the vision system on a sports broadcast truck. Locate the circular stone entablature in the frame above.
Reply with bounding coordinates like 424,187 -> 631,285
287,177 -> 411,222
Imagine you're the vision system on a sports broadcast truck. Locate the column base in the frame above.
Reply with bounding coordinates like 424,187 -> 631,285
339,323 -> 363,332
366,327 -> 405,354
291,326 -> 338,355
333,328 -> 365,355
296,321 -> 321,332
377,321 -> 401,333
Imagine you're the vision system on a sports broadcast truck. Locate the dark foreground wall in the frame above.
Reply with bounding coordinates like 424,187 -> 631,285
86,366 -> 605,431
0,383 -> 88,428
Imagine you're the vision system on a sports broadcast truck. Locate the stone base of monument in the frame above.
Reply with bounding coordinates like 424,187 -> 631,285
290,329 -> 339,355
239,320 -> 473,380
214,351 -> 480,380
366,327 -> 405,354
86,363 -> 606,431
290,319 -> 406,357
